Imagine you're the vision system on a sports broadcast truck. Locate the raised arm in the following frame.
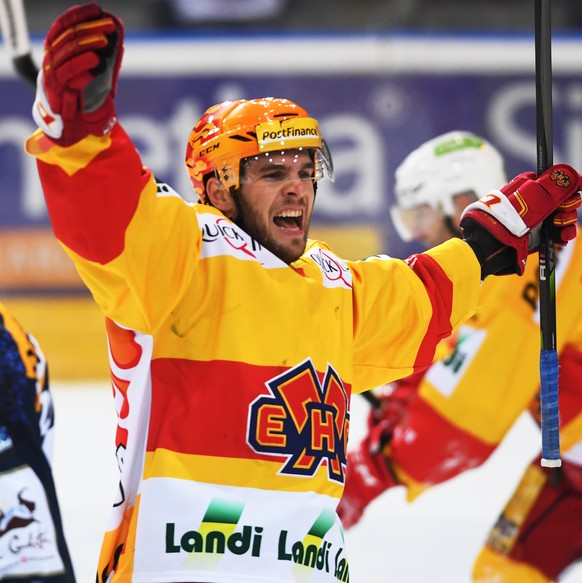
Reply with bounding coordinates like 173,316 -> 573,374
25,4 -> 199,332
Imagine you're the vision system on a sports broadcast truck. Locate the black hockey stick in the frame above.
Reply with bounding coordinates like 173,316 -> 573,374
0,0 -> 38,88
360,390 -> 382,409
535,0 -> 561,468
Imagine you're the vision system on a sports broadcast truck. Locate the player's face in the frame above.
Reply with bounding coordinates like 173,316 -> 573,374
404,204 -> 453,247
233,150 -> 316,264
399,190 -> 476,247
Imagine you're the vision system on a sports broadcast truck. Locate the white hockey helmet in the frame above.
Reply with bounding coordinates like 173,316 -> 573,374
391,131 -> 507,241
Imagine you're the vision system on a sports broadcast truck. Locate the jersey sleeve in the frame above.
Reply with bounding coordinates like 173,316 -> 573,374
348,238 -> 481,392
25,125 -> 201,333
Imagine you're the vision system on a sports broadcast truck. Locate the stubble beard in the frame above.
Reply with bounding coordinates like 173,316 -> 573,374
233,195 -> 309,265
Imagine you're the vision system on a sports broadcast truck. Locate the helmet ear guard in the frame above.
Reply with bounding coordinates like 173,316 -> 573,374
318,139 -> 334,182
185,98 -> 333,203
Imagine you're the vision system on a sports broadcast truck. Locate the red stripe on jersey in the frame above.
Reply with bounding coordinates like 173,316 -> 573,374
148,359 -> 271,459
148,358 -> 351,462
390,395 -> 494,485
405,253 -> 454,370
39,125 -> 150,264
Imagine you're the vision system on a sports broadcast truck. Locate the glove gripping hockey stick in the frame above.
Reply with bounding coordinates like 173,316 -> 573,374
0,0 -> 38,87
535,0 -> 561,468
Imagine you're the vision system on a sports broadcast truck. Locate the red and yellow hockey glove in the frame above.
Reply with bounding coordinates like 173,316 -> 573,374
32,2 -> 124,146
460,164 -> 581,278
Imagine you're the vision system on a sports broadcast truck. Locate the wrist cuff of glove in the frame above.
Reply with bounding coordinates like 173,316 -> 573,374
462,189 -> 529,237
462,217 -> 522,278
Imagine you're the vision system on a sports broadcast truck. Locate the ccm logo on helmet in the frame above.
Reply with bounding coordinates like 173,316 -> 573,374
200,143 -> 220,157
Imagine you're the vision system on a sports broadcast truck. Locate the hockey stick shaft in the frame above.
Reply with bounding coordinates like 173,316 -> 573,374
360,390 -> 382,409
0,0 -> 38,87
535,0 -> 561,467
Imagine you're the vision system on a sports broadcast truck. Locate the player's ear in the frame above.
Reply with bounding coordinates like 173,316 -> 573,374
206,176 -> 236,218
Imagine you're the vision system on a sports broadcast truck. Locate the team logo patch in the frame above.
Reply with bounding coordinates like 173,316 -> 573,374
0,472 -> 64,577
550,168 -> 571,188
309,247 -> 352,289
247,358 -> 349,483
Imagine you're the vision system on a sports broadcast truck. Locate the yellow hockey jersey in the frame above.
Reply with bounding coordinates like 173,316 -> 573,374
389,228 -> 582,499
26,124 -> 481,582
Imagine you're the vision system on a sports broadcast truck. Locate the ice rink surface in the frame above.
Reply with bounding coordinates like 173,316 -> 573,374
51,382 -> 582,582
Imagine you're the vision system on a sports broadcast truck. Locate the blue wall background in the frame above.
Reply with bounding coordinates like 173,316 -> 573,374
2,34 -> 581,284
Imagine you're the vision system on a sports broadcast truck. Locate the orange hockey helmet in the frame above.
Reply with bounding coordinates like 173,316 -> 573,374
185,97 -> 333,202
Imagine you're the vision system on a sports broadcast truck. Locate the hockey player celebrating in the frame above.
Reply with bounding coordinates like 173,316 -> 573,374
0,303 -> 76,582
25,4 -> 581,582
339,131 -> 582,582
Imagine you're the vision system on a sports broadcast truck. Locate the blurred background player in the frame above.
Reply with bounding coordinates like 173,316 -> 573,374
0,302 -> 75,581
339,131 -> 582,583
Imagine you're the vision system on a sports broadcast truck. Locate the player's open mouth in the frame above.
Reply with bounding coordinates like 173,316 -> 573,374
273,209 -> 303,232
